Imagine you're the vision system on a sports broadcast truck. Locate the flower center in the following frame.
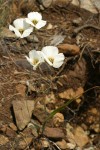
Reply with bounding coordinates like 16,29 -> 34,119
19,29 -> 24,34
48,57 -> 54,63
32,19 -> 38,25
33,59 -> 39,65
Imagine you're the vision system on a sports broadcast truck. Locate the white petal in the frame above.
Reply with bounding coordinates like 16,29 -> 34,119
13,18 -> 30,30
25,18 -> 35,27
54,53 -> 65,62
29,50 -> 39,60
25,56 -> 31,63
53,61 -> 64,68
35,20 -> 46,29
37,51 -> 45,62
41,46 -> 59,57
21,27 -> 33,38
28,12 -> 42,21
13,18 -> 24,29
41,52 -> 53,66
23,19 -> 31,28
9,25 -> 21,37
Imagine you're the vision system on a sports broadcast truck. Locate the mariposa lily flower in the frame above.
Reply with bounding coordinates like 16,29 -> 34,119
9,18 -> 33,38
25,50 -> 44,70
25,12 -> 46,29
41,46 -> 65,68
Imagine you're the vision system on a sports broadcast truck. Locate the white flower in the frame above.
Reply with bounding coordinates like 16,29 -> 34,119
25,12 -> 46,29
41,46 -> 65,68
9,18 -> 33,38
25,50 -> 44,70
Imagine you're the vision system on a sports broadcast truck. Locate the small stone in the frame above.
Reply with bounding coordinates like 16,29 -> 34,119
9,123 -> 17,131
53,113 -> 64,127
87,116 -> 95,124
41,138 -> 50,148
89,108 -> 98,114
59,87 -> 84,100
0,135 -> 9,145
91,124 -> 100,133
6,127 -> 17,138
26,35 -> 39,43
66,124 -> 89,148
28,123 -> 38,137
18,137 -> 33,149
74,126 -> 89,147
16,84 -> 26,97
0,124 -> 7,133
72,17 -> 82,26
56,139 -> 68,150
58,43 -> 80,55
42,0 -> 52,8
66,143 -> 76,149
81,123 -> 88,130
44,127 -> 65,139
76,98 -> 81,104
46,23 -> 53,29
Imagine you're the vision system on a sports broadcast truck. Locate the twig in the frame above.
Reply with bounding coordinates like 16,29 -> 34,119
74,24 -> 100,35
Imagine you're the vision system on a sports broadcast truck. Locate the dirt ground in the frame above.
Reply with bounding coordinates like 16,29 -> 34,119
0,1 -> 100,150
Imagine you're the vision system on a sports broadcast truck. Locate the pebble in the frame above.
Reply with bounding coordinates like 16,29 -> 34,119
53,113 -> 64,127
56,139 -> 68,150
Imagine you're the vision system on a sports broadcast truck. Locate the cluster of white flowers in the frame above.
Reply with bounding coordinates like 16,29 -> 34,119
9,12 -> 46,38
9,12 -> 65,69
25,46 -> 65,70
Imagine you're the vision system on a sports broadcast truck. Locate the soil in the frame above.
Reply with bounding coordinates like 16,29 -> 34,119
0,1 -> 100,150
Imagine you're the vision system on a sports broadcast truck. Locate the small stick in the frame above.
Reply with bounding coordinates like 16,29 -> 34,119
74,24 -> 100,34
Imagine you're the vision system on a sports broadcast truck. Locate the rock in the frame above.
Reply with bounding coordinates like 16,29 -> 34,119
58,43 -> 80,55
15,59 -> 33,71
56,139 -> 68,149
59,87 -> 84,100
26,35 -> 39,43
18,137 -> 33,149
0,124 -> 8,133
44,127 -> 65,139
28,123 -> 38,137
12,100 -> 34,130
9,123 -> 17,131
16,84 -> 26,97
0,27 -> 17,39
72,0 -> 99,14
46,23 -> 53,29
40,138 -> 50,148
72,17 -> 82,26
6,127 -> 17,138
90,124 -> 100,133
74,126 -> 89,148
0,135 -> 9,145
66,143 -> 76,149
66,124 -> 89,148
44,92 -> 56,104
89,108 -> 98,114
41,0 -> 52,8
52,113 -> 64,127
33,108 -> 49,123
